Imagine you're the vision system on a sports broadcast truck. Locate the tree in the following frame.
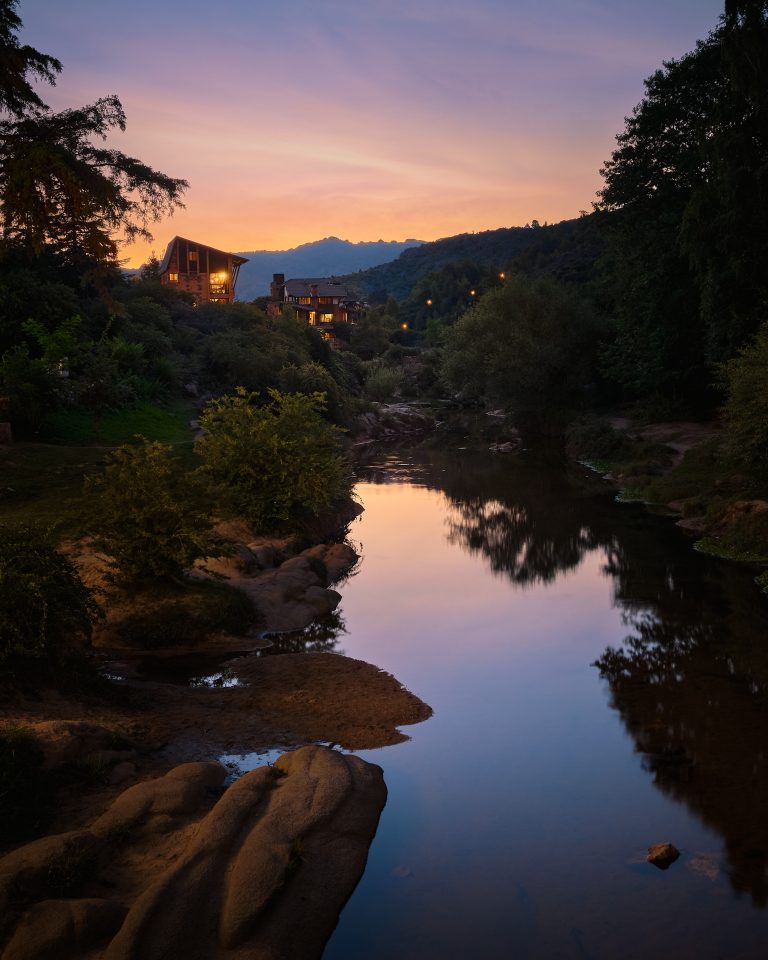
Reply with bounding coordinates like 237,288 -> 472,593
0,96 -> 188,263
197,389 -> 350,531
441,274 -> 601,429
0,4 -> 187,264
597,4 -> 768,409
0,523 -> 99,667
85,440 -> 216,583
0,0 -> 60,118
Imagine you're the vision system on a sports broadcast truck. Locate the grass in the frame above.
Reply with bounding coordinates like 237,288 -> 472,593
0,401 -> 199,534
39,400 -> 195,445
0,443 -> 106,533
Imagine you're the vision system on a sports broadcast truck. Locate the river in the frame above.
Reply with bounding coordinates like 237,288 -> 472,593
241,444 -> 768,959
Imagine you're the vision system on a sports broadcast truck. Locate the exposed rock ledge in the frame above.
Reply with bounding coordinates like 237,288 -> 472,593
0,745 -> 386,960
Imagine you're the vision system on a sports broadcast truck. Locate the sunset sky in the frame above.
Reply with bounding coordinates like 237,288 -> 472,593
21,0 -> 723,265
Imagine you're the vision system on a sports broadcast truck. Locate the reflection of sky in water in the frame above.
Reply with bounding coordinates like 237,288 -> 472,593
319,452 -> 768,960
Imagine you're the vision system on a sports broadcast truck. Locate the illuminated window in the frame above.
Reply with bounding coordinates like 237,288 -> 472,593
298,297 -> 311,304
169,273 -> 179,282
309,311 -> 317,324
320,313 -> 334,323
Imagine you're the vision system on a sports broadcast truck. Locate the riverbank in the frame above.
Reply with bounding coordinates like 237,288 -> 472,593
566,415 -> 768,592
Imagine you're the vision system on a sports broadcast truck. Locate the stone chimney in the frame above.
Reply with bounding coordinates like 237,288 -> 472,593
270,273 -> 285,300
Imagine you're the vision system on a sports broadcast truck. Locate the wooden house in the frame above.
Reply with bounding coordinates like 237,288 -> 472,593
158,237 -> 248,303
267,274 -> 366,346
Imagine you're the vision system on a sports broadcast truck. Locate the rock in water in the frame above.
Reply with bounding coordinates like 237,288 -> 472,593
105,746 -> 386,960
647,842 -> 680,869
0,746 -> 386,960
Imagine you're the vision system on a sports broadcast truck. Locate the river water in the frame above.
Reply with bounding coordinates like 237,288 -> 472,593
311,444 -> 768,960
218,443 -> 768,958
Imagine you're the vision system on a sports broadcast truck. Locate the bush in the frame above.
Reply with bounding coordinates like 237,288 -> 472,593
364,365 -> 404,402
197,389 -> 350,531
722,320 -> 768,467
0,525 -> 99,668
113,580 -> 256,649
85,439 -> 216,583
565,418 -> 632,461
278,361 -> 343,422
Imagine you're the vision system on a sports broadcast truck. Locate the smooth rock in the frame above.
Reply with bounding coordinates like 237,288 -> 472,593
647,842 -> 680,869
4,899 -> 127,960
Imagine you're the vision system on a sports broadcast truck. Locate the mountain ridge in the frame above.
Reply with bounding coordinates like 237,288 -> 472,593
234,236 -> 423,299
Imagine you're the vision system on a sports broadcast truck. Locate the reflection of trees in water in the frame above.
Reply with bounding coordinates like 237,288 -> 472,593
594,561 -> 768,907
260,612 -> 346,656
439,448 -> 622,585
377,443 -> 768,907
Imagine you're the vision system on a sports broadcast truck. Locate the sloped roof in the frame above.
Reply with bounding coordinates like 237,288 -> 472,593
158,236 -> 248,274
283,278 -> 351,298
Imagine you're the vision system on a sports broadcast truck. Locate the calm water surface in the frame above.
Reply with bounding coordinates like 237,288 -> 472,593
255,445 -> 768,958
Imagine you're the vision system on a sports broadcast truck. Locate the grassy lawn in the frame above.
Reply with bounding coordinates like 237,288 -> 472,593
39,401 -> 195,445
0,403 -> 197,534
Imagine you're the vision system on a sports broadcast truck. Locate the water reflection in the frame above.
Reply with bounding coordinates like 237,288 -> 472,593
358,445 -> 768,909
259,612 -> 346,655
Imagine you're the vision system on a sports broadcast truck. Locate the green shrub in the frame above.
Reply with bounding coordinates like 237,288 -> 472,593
197,389 -> 350,532
114,580 -> 256,649
364,365 -> 404,402
0,525 -> 99,668
0,727 -> 47,845
85,439 -> 216,583
565,417 -> 631,461
278,361 -> 343,422
722,320 -> 768,467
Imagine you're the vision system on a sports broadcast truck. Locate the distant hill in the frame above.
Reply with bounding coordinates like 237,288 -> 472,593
342,217 -> 604,302
233,236 -> 423,300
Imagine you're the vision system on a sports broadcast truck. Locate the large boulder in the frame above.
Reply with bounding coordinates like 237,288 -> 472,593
0,747 -> 386,960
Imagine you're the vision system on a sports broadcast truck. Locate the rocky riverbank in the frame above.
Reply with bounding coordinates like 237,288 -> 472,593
0,745 -> 387,960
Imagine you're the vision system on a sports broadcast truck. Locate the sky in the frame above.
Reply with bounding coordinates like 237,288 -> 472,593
20,0 -> 723,265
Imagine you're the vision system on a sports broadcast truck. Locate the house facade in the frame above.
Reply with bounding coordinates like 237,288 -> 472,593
267,274 -> 365,346
158,236 -> 248,303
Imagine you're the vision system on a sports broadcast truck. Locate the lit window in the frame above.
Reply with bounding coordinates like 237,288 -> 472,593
298,297 -> 311,304
320,313 -> 334,323
309,311 -> 317,324
169,273 -> 179,282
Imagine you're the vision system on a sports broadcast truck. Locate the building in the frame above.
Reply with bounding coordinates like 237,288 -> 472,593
158,236 -> 248,303
267,274 -> 366,346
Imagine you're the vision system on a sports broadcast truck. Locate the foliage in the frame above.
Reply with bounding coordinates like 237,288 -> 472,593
349,223 -> 550,302
197,388 -> 350,531
441,274 -> 602,428
0,96 -> 188,263
278,361 -> 343,421
85,439 -> 216,583
722,319 -> 768,467
0,5 -> 186,264
0,0 -> 61,118
113,580 -> 255,649
0,524 -> 99,667
364,364 -> 405,402
0,342 -> 61,436
597,5 -> 768,411
0,726 -> 47,845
